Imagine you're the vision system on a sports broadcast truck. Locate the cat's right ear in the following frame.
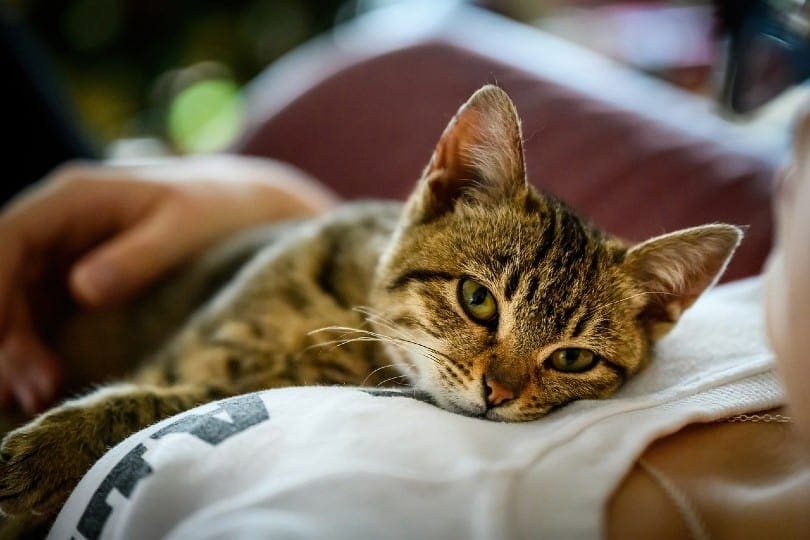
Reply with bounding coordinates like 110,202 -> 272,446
406,85 -> 528,223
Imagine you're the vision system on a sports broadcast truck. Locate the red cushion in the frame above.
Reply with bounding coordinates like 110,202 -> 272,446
236,42 -> 774,282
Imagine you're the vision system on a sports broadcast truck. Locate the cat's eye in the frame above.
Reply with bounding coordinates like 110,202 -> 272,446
458,278 -> 498,323
550,348 -> 597,373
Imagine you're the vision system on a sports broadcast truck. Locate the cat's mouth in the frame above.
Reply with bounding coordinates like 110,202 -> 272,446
439,392 -> 553,422
419,377 -> 516,420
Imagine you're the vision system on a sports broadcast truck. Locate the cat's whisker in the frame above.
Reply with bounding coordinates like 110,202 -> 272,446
310,325 -> 454,366
375,374 -> 410,387
597,290 -> 679,311
361,363 -> 405,386
305,336 -> 384,351
352,305 -> 389,320
309,326 -> 407,348
348,308 -> 411,338
356,309 -> 443,362
306,336 -> 408,355
353,306 -> 411,340
358,313 -> 442,364
306,330 -> 444,368
308,326 -> 397,346
354,307 -> 403,333
308,325 -> 379,336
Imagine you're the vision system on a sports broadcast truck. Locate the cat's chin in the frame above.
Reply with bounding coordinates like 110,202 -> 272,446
414,382 -> 553,421
429,392 -> 487,419
442,401 -> 539,422
444,395 -> 552,422
484,408 -> 530,423
421,387 -> 533,421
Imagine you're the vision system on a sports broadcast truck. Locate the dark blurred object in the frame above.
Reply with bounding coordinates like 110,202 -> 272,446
0,9 -> 96,205
715,0 -> 810,113
14,0 -> 346,148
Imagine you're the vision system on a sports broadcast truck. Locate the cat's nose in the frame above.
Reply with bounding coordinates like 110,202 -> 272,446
484,376 -> 515,407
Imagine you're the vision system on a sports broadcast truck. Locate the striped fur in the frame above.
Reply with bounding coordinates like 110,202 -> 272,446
0,86 -> 741,524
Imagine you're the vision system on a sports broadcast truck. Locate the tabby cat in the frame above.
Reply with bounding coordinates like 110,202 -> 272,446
0,86 -> 741,522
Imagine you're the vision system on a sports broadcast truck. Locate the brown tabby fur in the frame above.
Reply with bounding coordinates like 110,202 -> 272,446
0,86 -> 741,529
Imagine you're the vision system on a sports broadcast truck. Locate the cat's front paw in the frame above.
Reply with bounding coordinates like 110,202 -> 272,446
0,408 -> 96,517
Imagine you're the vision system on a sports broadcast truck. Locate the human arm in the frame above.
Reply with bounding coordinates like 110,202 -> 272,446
0,154 -> 339,413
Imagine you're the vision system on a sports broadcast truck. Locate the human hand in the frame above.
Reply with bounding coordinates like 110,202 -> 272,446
0,154 -> 339,414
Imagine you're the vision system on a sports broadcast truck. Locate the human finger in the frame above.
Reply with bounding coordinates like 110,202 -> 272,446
69,208 -> 196,306
0,294 -> 63,413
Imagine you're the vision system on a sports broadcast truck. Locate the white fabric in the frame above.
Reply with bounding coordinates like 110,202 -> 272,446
49,277 -> 783,540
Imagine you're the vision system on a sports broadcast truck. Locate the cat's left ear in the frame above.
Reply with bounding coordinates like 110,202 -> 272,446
407,85 -> 527,223
623,224 -> 743,338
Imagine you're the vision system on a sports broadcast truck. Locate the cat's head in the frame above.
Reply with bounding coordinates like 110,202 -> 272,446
371,85 -> 742,421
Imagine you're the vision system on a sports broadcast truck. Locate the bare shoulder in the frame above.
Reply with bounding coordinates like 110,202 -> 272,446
607,409 -> 810,539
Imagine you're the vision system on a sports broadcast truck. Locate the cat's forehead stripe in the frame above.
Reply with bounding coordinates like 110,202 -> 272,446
529,206 -> 557,269
503,267 -> 521,300
570,308 -> 595,338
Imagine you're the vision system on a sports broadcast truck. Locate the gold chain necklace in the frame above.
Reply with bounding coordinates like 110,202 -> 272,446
721,412 -> 793,423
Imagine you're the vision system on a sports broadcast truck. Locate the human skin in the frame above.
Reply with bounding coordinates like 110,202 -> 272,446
607,413 -> 809,539
764,102 -> 810,450
0,155 -> 339,414
608,104 -> 810,538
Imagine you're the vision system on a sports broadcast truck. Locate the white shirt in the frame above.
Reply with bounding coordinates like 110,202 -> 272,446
50,277 -> 782,540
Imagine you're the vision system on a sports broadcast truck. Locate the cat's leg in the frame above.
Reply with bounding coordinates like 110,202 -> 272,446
0,512 -> 52,540
0,383 -> 224,518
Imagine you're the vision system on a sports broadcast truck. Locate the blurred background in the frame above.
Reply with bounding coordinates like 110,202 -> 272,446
2,0 -> 808,157
5,0 -> 348,155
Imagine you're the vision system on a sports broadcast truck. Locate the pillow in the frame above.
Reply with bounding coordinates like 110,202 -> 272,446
50,277 -> 781,540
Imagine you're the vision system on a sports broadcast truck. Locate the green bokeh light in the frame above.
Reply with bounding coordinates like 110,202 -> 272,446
168,79 -> 244,153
